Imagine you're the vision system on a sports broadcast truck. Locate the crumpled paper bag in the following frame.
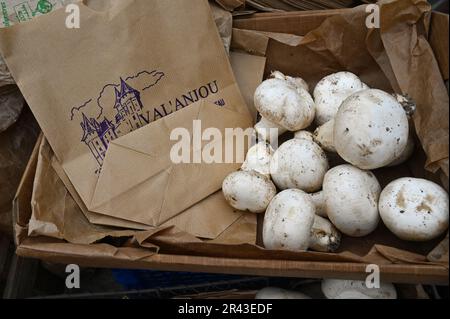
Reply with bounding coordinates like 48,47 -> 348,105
28,137 -> 258,246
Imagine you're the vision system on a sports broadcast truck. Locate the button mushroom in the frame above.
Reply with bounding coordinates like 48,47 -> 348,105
387,133 -> 415,167
313,71 -> 369,125
263,189 -> 341,252
310,215 -> 342,253
263,189 -> 316,251
313,119 -> 336,153
255,117 -> 287,143
321,279 -> 397,299
254,72 -> 315,141
379,177 -> 449,241
222,170 -> 277,214
310,164 -> 381,237
270,138 -> 329,192
271,70 -> 310,92
241,142 -> 274,177
255,287 -> 311,299
312,89 -> 409,170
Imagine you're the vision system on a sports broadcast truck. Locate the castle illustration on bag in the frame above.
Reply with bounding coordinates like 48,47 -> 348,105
71,69 -> 224,171
77,77 -> 153,167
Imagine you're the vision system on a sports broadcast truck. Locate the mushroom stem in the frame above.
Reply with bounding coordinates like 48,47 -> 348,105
255,116 -> 287,142
271,70 -> 310,92
393,93 -> 416,117
313,120 -> 336,153
310,215 -> 341,253
241,142 -> 273,176
309,191 -> 327,217
387,134 -> 415,167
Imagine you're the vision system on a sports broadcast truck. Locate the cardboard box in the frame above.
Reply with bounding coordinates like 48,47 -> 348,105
13,6 -> 449,285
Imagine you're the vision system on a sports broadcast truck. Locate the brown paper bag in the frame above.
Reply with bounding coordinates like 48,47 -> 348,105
46,43 -> 266,237
29,137 -> 257,244
43,46 -> 265,237
0,0 -> 79,87
0,0 -> 252,227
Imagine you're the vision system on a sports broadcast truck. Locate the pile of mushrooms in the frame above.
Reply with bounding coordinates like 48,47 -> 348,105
221,70 -> 449,255
254,280 -> 398,299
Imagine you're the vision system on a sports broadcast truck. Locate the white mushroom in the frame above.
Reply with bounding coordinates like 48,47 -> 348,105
387,133 -> 415,167
241,142 -> 274,177
271,70 -> 310,92
270,138 -> 329,192
255,287 -> 311,299
379,177 -> 449,241
263,189 -> 341,252
254,72 -> 315,141
313,119 -> 336,153
309,191 -> 327,218
254,117 -> 287,143
222,170 -> 276,214
310,215 -> 342,253
312,89 -> 409,170
310,164 -> 381,237
263,189 -> 316,251
322,279 -> 397,299
394,93 -> 416,117
313,72 -> 369,125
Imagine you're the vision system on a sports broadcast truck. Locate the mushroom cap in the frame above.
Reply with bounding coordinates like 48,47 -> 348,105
314,71 -> 369,125
222,170 -> 277,214
263,189 -> 316,251
387,133 -> 415,167
379,178 -> 449,241
334,89 -> 409,170
255,287 -> 311,299
324,164 -> 381,237
254,78 -> 315,131
313,119 -> 337,153
241,142 -> 274,176
270,138 -> 329,192
321,279 -> 397,299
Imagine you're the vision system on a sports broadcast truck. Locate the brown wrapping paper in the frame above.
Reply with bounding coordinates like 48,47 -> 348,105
210,2 -> 233,54
29,137 -> 257,245
214,0 -> 245,11
29,138 -> 140,244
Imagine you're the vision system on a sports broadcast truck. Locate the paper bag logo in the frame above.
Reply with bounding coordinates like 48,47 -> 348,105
36,0 -> 53,14
70,70 -> 165,169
